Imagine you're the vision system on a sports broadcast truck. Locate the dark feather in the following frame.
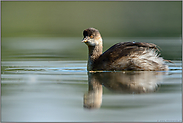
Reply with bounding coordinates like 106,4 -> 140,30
93,42 -> 159,70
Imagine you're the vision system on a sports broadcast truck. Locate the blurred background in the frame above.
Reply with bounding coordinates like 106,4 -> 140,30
1,1 -> 182,61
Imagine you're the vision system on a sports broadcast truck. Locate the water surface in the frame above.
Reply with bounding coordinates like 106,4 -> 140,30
1,37 -> 182,122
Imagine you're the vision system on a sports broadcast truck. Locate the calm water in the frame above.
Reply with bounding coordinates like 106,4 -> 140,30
1,37 -> 182,122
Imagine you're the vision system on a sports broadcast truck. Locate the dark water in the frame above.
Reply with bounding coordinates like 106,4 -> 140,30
1,37 -> 182,61
1,37 -> 182,122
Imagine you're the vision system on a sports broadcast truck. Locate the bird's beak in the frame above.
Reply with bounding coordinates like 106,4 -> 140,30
81,37 -> 89,43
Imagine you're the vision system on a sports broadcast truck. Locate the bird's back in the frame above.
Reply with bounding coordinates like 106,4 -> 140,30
93,42 -> 168,71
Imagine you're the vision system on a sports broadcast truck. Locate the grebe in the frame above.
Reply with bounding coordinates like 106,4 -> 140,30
82,28 -> 169,71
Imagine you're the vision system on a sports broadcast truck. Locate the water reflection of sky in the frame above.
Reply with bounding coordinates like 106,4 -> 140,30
1,60 -> 182,122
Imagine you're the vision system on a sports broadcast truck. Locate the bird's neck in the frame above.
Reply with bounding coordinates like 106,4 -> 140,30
87,44 -> 103,71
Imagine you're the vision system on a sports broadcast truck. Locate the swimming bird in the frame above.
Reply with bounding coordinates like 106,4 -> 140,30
82,27 -> 169,71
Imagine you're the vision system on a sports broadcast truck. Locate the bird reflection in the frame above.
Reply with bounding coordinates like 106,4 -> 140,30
83,71 -> 165,109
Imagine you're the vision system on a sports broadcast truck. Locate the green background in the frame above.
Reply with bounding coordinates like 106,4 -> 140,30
1,1 -> 182,37
1,1 -> 182,61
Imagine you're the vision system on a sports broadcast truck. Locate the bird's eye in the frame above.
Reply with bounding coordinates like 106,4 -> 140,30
90,35 -> 94,38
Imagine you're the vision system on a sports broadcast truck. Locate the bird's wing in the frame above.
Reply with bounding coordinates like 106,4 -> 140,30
93,42 -> 159,70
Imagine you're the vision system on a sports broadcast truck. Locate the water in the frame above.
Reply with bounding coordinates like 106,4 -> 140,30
1,37 -> 182,122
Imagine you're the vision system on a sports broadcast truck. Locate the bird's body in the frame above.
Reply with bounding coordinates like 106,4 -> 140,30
82,28 -> 169,71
